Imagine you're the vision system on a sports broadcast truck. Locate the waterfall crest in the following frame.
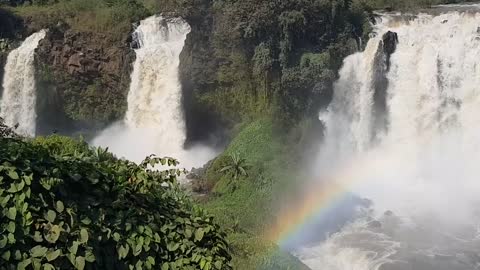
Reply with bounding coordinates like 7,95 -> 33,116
0,30 -> 46,136
301,8 -> 480,270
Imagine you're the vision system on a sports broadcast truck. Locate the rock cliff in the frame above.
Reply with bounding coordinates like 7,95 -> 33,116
34,26 -> 135,134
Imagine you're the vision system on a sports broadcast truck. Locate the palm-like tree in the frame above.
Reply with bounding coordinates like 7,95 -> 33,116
219,153 -> 249,179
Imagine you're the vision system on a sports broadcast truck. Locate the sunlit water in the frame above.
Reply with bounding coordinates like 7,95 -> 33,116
93,16 -> 215,169
298,8 -> 480,270
0,30 -> 46,137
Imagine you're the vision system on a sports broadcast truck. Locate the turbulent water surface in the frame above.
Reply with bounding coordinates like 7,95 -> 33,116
93,16 -> 214,169
298,6 -> 480,270
0,30 -> 46,137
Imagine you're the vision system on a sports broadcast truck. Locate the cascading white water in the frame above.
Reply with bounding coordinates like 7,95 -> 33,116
125,16 -> 189,150
0,30 -> 46,137
300,6 -> 480,270
94,16 -> 215,169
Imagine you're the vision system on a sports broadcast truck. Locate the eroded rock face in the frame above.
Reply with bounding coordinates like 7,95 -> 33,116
34,26 -> 135,134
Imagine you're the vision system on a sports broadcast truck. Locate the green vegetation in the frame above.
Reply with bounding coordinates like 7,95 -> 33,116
0,1 -> 475,269
0,133 -> 232,270
5,0 -> 151,41
198,119 -> 309,269
219,153 -> 249,181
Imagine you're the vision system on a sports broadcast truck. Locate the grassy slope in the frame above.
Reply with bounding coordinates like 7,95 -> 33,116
200,119 -> 309,269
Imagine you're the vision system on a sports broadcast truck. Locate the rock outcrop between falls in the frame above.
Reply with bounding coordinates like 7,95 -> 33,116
34,26 -> 135,134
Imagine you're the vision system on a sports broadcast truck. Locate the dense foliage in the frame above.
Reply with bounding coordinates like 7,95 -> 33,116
183,0 -> 472,134
0,136 -> 232,270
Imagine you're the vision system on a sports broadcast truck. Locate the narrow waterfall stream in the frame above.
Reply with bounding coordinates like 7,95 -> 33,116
0,30 -> 46,137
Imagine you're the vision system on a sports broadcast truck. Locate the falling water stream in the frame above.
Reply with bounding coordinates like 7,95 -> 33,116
0,30 -> 46,137
297,5 -> 480,270
93,16 -> 215,169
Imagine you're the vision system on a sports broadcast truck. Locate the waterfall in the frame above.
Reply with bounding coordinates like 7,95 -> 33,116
94,16 -> 214,168
0,30 -> 46,137
300,8 -> 480,270
125,16 -> 189,148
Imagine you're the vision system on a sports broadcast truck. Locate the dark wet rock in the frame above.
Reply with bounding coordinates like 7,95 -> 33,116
382,31 -> 399,56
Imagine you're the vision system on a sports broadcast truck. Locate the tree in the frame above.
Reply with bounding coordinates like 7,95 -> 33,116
219,153 -> 250,180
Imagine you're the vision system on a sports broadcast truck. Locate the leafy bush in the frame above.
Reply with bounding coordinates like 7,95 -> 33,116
0,136 -> 232,270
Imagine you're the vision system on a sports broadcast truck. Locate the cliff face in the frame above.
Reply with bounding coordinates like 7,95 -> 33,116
34,26 -> 135,134
1,1 -> 370,143
180,0 -> 226,146
179,0 -> 367,145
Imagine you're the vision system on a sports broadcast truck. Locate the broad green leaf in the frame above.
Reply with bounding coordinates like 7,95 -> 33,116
7,221 -> 15,233
117,244 -> 129,259
2,251 -> 11,261
14,250 -> 21,260
69,241 -> 79,256
30,245 -> 48,258
32,258 -> 42,270
7,233 -> 15,243
135,260 -> 143,270
161,263 -> 169,270
56,201 -> 64,213
79,229 -> 88,243
45,225 -> 61,243
0,235 -> 7,248
85,250 -> 95,263
75,256 -> 85,270
7,180 -> 24,193
185,228 -> 192,238
46,250 -> 61,262
43,263 -> 55,270
8,170 -> 19,180
6,207 -> 16,220
195,228 -> 205,242
0,194 -> 11,207
167,242 -> 179,252
17,258 -> 32,270
113,232 -> 121,242
45,210 -> 56,223
81,217 -> 91,225
33,231 -> 43,242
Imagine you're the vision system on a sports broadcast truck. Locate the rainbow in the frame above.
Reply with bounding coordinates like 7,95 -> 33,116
265,147 -> 402,247
267,180 -> 353,248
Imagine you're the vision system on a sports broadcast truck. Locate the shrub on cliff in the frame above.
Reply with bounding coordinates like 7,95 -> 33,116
0,136 -> 232,270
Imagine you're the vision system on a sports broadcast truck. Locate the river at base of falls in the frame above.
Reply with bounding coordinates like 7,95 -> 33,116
294,6 -> 480,270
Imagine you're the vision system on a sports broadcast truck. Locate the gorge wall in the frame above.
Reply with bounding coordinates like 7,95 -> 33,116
34,27 -> 135,134
0,0 -> 372,143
